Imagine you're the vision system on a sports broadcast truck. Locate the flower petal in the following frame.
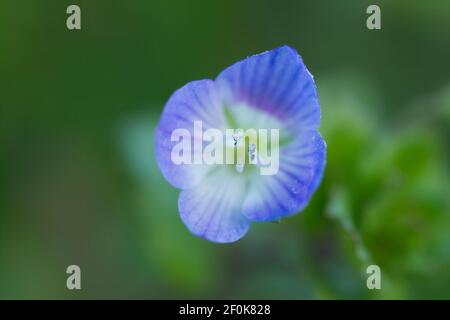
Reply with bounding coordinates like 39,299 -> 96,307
178,168 -> 251,243
216,45 -> 320,133
242,130 -> 326,222
155,79 -> 225,189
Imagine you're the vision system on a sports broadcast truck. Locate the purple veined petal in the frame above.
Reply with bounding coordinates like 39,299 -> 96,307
241,130 -> 326,222
216,45 -> 321,134
155,79 -> 226,189
178,168 -> 251,243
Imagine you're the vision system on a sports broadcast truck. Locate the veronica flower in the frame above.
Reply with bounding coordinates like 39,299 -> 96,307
155,46 -> 326,243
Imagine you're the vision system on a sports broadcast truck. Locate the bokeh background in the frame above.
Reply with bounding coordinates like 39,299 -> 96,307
0,0 -> 449,299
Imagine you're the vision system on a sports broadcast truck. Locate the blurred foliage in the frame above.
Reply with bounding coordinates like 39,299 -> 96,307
0,0 -> 449,299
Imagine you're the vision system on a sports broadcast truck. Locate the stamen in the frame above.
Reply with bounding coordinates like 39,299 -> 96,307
232,129 -> 244,146
249,143 -> 256,162
231,131 -> 258,173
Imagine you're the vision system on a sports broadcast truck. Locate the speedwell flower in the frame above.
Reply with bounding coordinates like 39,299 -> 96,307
155,46 -> 326,243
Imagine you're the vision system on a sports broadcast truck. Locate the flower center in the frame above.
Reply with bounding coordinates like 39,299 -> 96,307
227,129 -> 258,174
222,103 -> 290,176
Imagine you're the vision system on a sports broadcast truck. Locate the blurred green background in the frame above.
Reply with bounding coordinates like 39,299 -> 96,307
0,0 -> 449,299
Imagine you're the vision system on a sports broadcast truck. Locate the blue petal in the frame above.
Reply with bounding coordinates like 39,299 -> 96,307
242,130 -> 326,222
178,168 -> 251,243
155,80 -> 225,189
216,45 -> 321,133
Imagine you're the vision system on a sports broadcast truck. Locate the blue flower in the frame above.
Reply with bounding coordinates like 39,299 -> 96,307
155,46 -> 326,243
